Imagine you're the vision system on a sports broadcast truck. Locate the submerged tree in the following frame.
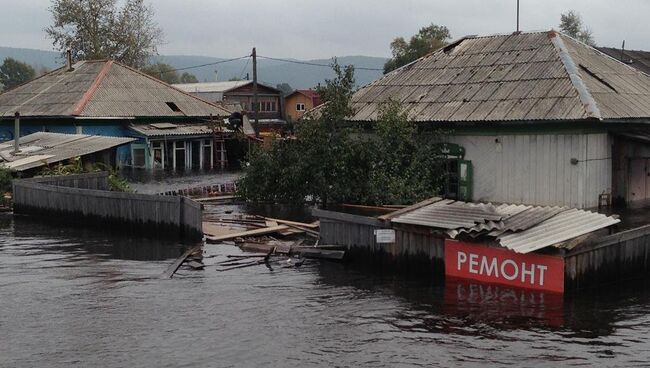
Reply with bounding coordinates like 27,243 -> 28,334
237,63 -> 449,207
383,24 -> 451,74
559,11 -> 595,46
46,0 -> 163,68
0,58 -> 36,91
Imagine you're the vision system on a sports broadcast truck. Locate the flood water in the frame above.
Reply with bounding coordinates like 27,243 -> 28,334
2,174 -> 650,367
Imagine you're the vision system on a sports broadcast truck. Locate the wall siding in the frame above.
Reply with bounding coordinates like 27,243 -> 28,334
450,133 -> 610,208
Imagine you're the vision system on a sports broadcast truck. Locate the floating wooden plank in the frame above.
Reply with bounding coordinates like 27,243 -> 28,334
194,195 -> 238,202
298,248 -> 345,261
162,245 -> 202,278
186,261 -> 205,270
264,217 -> 320,229
205,225 -> 289,242
202,222 -> 244,237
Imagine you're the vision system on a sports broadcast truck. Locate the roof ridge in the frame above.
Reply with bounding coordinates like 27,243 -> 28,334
548,31 -> 602,120
72,60 -> 114,116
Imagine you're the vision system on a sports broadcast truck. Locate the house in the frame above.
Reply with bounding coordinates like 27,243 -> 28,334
173,80 -> 285,132
344,30 -> 650,209
0,59 -> 232,170
597,47 -> 650,75
285,89 -> 322,121
0,131 -> 134,174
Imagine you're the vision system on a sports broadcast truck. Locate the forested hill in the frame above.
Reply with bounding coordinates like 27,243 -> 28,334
0,46 -> 386,89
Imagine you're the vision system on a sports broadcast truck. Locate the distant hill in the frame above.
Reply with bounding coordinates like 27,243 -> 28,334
0,46 -> 387,89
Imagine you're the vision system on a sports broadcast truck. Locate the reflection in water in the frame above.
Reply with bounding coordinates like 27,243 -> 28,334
3,182 -> 650,366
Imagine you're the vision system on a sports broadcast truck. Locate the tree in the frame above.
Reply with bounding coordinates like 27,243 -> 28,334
276,83 -> 293,95
141,63 -> 179,84
180,72 -> 199,83
237,62 -> 449,207
46,0 -> 163,69
0,58 -> 36,91
384,24 -> 451,74
559,11 -> 595,46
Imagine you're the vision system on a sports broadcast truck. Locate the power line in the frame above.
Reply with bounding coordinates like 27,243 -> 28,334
256,55 -> 383,71
161,55 -> 251,74
238,56 -> 251,80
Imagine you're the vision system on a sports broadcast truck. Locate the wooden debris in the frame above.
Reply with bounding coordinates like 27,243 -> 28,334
186,261 -> 205,270
205,225 -> 289,243
162,245 -> 202,279
297,248 -> 345,261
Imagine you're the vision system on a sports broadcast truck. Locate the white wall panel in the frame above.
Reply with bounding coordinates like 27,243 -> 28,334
450,133 -> 610,208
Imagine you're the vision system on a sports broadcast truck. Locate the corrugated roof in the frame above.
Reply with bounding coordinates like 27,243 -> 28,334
597,47 -> 650,75
129,123 -> 231,137
0,132 -> 134,171
0,60 -> 232,119
498,208 -> 620,254
390,198 -> 619,253
346,30 -> 650,122
392,200 -> 504,229
173,81 -> 251,93
173,80 -> 280,94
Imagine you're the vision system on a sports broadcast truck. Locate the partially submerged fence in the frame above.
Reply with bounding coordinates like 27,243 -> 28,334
13,172 -> 202,241
315,208 -> 445,275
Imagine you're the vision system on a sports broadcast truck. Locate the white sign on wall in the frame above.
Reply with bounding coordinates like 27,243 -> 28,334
374,229 -> 396,243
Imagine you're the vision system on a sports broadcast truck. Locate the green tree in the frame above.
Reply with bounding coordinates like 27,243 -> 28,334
276,83 -> 293,95
559,11 -> 595,46
237,62 -> 448,207
0,58 -> 36,91
141,62 -> 179,84
384,24 -> 451,74
180,72 -> 199,83
46,0 -> 163,68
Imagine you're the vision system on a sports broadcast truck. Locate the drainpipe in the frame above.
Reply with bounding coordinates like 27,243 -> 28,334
13,112 -> 20,154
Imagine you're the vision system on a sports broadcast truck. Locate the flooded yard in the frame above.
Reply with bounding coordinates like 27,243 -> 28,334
2,173 -> 650,367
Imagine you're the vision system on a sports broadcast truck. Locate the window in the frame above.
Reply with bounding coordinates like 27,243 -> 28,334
296,103 -> 305,111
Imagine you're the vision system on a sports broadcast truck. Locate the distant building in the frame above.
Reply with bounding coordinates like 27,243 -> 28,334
173,80 -> 286,132
0,59 -> 232,170
597,47 -> 650,75
342,30 -> 650,209
285,89 -> 322,121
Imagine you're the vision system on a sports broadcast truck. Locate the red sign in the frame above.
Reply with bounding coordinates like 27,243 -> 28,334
445,240 -> 565,293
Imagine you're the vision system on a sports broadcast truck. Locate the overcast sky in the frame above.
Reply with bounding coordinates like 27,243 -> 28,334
1,0 -> 649,59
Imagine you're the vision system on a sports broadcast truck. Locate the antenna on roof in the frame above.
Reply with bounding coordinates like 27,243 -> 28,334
620,40 -> 625,61
516,0 -> 520,33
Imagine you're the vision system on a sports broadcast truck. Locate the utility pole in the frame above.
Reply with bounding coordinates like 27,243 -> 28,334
252,47 -> 259,137
516,0 -> 520,33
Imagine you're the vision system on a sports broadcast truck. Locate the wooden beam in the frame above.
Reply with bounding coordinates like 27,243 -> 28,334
378,197 -> 443,220
205,225 -> 289,242
161,245 -> 202,279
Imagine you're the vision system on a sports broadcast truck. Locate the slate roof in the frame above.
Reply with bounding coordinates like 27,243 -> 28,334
348,30 -> 650,123
0,60 -> 231,119
598,47 -> 650,75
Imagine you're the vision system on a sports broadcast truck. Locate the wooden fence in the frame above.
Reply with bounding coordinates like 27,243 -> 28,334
315,208 -> 445,276
13,172 -> 202,241
564,225 -> 650,290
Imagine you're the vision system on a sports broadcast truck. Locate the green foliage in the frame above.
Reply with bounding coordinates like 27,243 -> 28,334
559,10 -> 595,46
46,0 -> 163,68
141,62 -> 179,84
384,24 -> 451,74
237,63 -> 448,207
0,167 -> 14,194
0,58 -> 36,91
276,83 -> 293,95
38,158 -> 130,192
179,72 -> 199,83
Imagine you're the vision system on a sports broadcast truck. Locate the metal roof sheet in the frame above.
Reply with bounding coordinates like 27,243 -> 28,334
129,123 -> 231,137
344,30 -> 650,123
498,208 -> 620,254
392,200 -> 504,230
0,60 -> 231,119
0,132 -> 134,171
